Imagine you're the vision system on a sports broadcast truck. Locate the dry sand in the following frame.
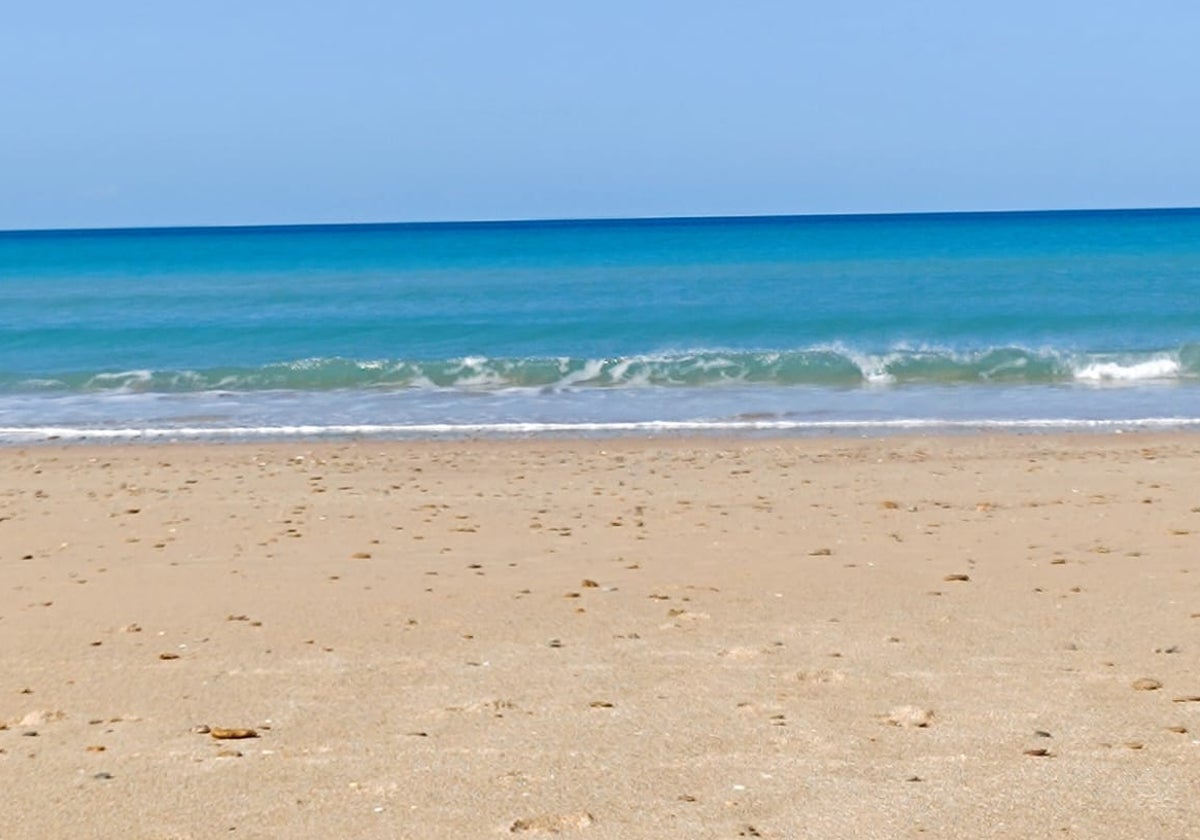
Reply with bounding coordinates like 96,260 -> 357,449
1,434 -> 1198,838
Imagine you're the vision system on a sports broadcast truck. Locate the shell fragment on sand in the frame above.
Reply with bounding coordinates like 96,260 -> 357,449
19,710 -> 65,727
209,727 -> 259,740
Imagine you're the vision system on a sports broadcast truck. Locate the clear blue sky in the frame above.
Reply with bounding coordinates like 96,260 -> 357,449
3,1 -> 1197,230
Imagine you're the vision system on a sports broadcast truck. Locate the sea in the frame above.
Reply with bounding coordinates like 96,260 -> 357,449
2,208 -> 1199,444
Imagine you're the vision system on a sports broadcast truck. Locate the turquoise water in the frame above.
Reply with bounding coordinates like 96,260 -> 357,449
2,209 -> 1199,441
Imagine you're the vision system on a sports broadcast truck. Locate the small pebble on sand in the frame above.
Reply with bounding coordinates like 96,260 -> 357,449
209,727 -> 258,740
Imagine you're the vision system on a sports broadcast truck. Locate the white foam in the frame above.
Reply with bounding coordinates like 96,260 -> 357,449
452,370 -> 506,388
6,416 -> 1200,443
84,370 -> 153,391
406,374 -> 438,389
814,343 -> 894,384
449,356 -> 507,388
281,358 -> 325,371
555,358 -> 606,388
1074,357 -> 1181,382
598,357 -> 662,387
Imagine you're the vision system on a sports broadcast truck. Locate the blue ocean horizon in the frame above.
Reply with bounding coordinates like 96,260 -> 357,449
2,208 -> 1199,442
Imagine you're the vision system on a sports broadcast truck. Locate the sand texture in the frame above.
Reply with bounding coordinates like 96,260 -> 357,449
2,435 -> 1199,838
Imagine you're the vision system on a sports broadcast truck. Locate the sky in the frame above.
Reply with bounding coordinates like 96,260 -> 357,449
2,1 -> 1198,230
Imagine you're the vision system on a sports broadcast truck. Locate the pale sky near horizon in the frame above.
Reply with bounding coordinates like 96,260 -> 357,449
2,1 -> 1198,230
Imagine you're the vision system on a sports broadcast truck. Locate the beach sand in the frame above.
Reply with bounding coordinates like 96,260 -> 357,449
2,434 -> 1198,838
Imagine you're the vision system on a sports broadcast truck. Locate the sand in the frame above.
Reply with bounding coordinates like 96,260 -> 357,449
1,434 -> 1198,838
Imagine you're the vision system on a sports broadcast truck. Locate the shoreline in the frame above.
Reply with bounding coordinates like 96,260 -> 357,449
3,433 -> 1199,837
4,427 -> 1200,467
4,415 -> 1200,447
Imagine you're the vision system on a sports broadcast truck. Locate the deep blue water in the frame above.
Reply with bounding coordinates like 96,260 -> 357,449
2,209 -> 1199,441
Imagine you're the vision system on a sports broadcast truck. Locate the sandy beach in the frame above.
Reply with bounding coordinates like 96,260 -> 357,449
2,433 -> 1198,838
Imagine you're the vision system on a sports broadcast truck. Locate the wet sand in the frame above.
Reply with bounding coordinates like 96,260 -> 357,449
1,434 -> 1199,838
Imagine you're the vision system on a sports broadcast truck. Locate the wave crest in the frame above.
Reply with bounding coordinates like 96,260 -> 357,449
3,344 -> 1198,394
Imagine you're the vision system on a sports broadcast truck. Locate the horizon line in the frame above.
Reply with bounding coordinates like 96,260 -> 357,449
3,204 -> 1199,236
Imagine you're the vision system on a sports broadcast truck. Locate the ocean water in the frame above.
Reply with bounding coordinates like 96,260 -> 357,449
2,209 -> 1199,442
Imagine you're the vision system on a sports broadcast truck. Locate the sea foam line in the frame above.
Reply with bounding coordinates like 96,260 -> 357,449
4,417 -> 1200,443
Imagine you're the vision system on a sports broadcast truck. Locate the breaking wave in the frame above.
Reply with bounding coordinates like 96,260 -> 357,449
2,344 -> 1199,395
